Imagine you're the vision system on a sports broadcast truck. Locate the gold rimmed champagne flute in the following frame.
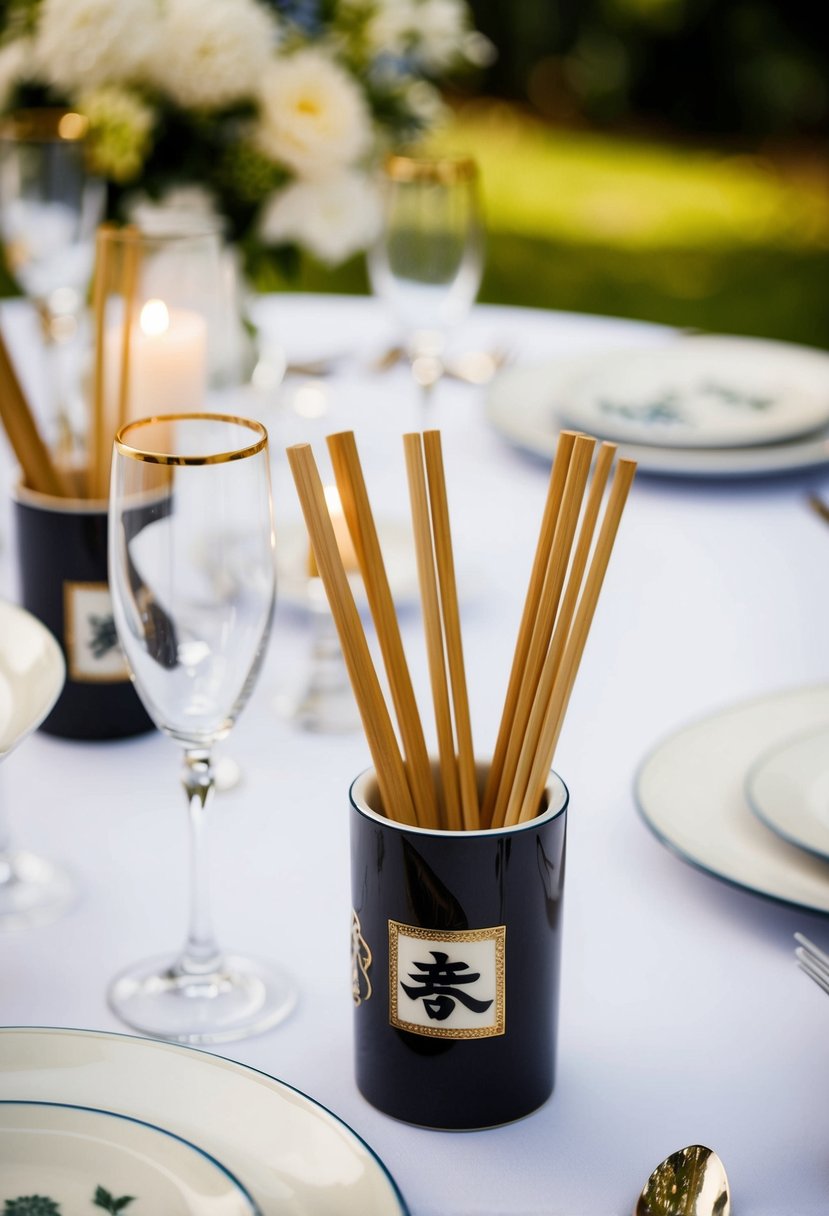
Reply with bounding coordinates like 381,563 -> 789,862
367,154 -> 484,420
107,412 -> 294,1043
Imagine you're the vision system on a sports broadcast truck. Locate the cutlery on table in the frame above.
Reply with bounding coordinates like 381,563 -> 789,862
806,495 -> 829,527
795,932 -> 829,995
635,1144 -> 730,1216
370,343 -> 512,384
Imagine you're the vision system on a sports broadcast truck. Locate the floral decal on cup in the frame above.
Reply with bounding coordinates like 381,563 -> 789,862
63,581 -> 130,684
351,909 -> 373,1006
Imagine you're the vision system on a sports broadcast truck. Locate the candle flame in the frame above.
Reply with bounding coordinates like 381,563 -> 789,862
323,484 -> 344,516
140,298 -> 170,337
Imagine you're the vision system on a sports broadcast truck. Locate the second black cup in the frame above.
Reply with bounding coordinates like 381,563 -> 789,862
13,483 -> 154,740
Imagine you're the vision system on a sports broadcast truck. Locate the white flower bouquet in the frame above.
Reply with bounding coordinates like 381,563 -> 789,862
0,0 -> 490,274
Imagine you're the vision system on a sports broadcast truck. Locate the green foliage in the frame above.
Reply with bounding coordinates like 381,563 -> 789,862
92,1188 -> 134,1214
3,1199 -> 61,1216
467,0 -> 828,140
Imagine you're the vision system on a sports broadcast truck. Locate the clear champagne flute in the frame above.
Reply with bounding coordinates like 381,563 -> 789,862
107,412 -> 294,1043
367,154 -> 484,419
0,109 -> 105,451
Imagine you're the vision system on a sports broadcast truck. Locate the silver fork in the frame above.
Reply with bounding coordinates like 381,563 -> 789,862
795,932 -> 829,996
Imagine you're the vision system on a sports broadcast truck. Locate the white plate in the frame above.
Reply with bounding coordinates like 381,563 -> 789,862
276,519 -> 419,612
745,725 -> 829,862
0,600 -> 65,758
0,1101 -> 258,1214
486,354 -> 829,478
635,684 -> 829,913
0,1028 -> 409,1216
558,335 -> 829,449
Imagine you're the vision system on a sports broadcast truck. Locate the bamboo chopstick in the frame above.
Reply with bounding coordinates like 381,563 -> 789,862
288,443 -> 419,826
0,324 -> 69,497
89,223 -> 115,499
116,226 -> 141,434
499,442 -> 617,827
515,457 -> 637,823
423,430 -> 478,831
404,432 -> 463,831
327,430 -> 437,829
488,433 -> 596,829
480,430 -> 578,827
288,429 -> 635,834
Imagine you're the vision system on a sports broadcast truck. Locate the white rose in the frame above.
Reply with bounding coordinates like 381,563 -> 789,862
257,51 -> 373,178
33,0 -> 159,91
150,0 -> 279,110
258,171 -> 382,264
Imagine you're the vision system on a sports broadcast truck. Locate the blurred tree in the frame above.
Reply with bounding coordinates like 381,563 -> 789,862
467,0 -> 828,141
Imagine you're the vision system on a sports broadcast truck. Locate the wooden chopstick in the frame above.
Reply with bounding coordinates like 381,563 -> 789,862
404,432 -> 463,831
480,431 -> 578,827
489,433 -> 596,829
516,458 -> 637,823
287,443 -> 418,827
423,431 -> 478,830
500,442 -> 617,827
327,430 -> 437,829
0,324 -> 69,497
116,226 -> 141,435
90,223 -> 115,499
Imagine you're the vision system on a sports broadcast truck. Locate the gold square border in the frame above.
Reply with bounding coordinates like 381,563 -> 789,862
388,921 -> 506,1039
63,580 -> 130,684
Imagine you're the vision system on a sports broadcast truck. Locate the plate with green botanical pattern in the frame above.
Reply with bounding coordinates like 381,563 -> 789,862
486,341 -> 829,478
0,1029 -> 409,1216
0,1104 -> 257,1216
556,335 -> 829,449
0,1101 -> 259,1215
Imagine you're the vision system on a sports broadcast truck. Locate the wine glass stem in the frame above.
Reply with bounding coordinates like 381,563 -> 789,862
178,748 -> 222,976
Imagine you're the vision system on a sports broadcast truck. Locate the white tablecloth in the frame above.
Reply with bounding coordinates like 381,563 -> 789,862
2,294 -> 828,1215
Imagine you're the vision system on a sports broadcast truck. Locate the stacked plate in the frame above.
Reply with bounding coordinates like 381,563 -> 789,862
635,684 -> 829,913
486,334 -> 829,478
0,1028 -> 409,1215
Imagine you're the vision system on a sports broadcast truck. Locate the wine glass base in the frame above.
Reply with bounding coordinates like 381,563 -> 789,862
0,850 -> 76,932
107,952 -> 297,1045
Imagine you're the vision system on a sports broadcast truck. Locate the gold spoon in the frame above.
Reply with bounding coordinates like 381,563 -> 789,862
635,1145 -> 730,1216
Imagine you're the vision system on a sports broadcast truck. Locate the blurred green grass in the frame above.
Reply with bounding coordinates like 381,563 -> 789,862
254,105 -> 829,348
4,105 -> 828,348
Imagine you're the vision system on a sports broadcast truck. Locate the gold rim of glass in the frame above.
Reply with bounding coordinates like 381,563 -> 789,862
0,108 -> 89,143
384,153 -> 478,184
114,413 -> 268,466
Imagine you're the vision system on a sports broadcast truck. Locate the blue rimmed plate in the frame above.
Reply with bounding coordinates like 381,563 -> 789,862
0,1100 -> 260,1214
745,725 -> 829,863
635,684 -> 829,914
0,1028 -> 409,1216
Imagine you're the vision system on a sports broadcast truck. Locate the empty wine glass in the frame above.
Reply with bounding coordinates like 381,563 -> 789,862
0,109 -> 105,450
367,154 -> 484,418
107,412 -> 294,1043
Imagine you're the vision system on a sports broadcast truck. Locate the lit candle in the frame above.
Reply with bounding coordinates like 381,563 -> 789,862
308,485 -> 359,574
106,298 -> 208,422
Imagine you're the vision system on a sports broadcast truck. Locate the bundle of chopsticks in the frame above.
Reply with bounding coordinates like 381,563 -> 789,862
0,223 -> 139,500
288,429 -> 636,832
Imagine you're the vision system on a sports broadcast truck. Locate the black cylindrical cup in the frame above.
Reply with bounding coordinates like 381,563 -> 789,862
12,484 -> 154,741
349,765 -> 568,1130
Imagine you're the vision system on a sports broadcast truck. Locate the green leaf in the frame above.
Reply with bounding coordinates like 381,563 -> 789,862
92,1190 -> 134,1214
